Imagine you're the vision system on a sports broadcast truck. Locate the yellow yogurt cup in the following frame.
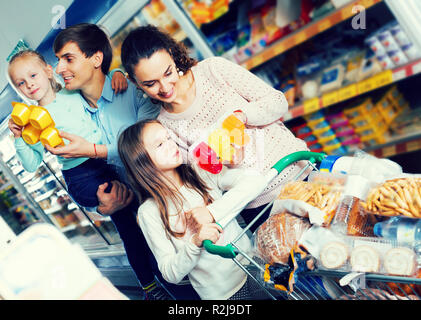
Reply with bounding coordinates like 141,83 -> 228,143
11,102 -> 33,126
22,123 -> 42,145
40,127 -> 64,147
29,106 -> 54,130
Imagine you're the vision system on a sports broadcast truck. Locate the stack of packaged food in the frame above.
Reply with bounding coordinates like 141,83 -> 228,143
252,150 -> 421,297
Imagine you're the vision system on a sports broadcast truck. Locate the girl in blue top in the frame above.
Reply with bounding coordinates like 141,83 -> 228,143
7,49 -> 133,213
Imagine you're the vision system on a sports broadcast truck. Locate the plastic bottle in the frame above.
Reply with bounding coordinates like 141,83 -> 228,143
374,216 -> 421,247
331,175 -> 371,235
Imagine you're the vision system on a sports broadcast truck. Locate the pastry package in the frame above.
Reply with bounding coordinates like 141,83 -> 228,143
273,171 -> 346,226
299,225 -> 419,277
360,175 -> 421,218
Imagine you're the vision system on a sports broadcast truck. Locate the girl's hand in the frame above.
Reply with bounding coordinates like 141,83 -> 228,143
111,71 -> 128,94
185,206 -> 215,233
8,118 -> 23,138
192,223 -> 223,247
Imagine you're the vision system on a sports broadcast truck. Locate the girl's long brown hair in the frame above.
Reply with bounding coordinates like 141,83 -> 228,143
118,120 -> 213,239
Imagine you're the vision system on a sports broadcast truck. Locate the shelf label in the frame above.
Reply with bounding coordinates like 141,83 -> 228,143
406,140 -> 421,152
373,70 -> 393,88
252,54 -> 264,67
321,90 -> 339,107
382,145 -> 396,157
338,84 -> 357,101
318,19 -> 332,33
357,78 -> 375,94
273,42 -> 286,56
303,98 -> 320,115
294,31 -> 307,46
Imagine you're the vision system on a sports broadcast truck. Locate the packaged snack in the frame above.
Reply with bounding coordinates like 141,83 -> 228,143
390,22 -> 412,47
320,64 -> 345,93
365,34 -> 387,57
274,172 -> 346,226
376,54 -> 396,70
316,129 -> 336,144
361,176 -> 421,218
401,43 -> 421,61
377,29 -> 401,53
308,120 -> 331,136
299,226 -> 419,277
325,112 -> 349,129
387,48 -> 409,67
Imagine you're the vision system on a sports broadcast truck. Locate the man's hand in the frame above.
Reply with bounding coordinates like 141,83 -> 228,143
111,71 -> 128,94
185,206 -> 215,233
8,118 -> 23,138
96,180 -> 134,216
44,130 -> 95,158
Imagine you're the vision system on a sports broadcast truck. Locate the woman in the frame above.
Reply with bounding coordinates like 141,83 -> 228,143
120,25 -> 310,232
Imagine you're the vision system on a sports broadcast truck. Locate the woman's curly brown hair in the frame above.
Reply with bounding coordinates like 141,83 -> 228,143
121,24 -> 197,82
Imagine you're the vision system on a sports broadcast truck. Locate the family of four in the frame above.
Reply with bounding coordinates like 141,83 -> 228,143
8,23 -> 309,300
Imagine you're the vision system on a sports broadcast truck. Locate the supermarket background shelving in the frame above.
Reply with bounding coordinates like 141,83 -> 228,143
1,0 -> 421,294
168,0 -> 421,169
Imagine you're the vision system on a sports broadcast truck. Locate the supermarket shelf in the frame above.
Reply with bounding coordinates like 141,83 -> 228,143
364,131 -> 421,158
283,58 -> 421,121
240,0 -> 382,70
34,188 -> 56,203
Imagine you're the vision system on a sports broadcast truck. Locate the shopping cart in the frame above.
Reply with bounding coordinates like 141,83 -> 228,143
203,151 -> 421,300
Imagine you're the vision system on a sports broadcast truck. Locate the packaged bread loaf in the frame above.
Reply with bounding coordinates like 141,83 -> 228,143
361,177 -> 421,218
254,211 -> 311,265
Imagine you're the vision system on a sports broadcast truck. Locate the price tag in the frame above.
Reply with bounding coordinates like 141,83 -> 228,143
338,84 -> 357,101
273,42 -> 286,56
357,78 -> 375,94
262,50 -> 274,62
382,145 -> 396,157
406,140 -> 421,152
373,70 -> 393,88
303,98 -> 320,115
252,54 -> 264,67
321,90 -> 339,107
318,19 -> 332,33
294,31 -> 307,46
413,60 -> 421,75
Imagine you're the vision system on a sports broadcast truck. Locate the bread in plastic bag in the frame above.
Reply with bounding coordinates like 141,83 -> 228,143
253,211 -> 311,265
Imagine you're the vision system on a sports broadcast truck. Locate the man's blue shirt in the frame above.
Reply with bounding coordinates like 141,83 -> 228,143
80,75 -> 161,171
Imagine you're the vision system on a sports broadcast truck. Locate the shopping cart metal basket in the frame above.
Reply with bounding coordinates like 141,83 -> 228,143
203,151 -> 421,300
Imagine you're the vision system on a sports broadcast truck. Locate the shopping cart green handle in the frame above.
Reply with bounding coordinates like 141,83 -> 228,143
203,151 -> 327,258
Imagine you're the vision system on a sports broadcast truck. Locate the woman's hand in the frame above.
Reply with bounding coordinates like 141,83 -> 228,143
111,71 -> 128,94
8,118 -> 23,138
44,130 -> 96,158
192,223 -> 223,247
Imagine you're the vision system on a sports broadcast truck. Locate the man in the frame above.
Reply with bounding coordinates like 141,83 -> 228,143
46,23 -> 199,300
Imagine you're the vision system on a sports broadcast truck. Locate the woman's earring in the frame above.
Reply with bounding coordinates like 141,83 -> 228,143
143,92 -> 148,99
177,68 -> 184,77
